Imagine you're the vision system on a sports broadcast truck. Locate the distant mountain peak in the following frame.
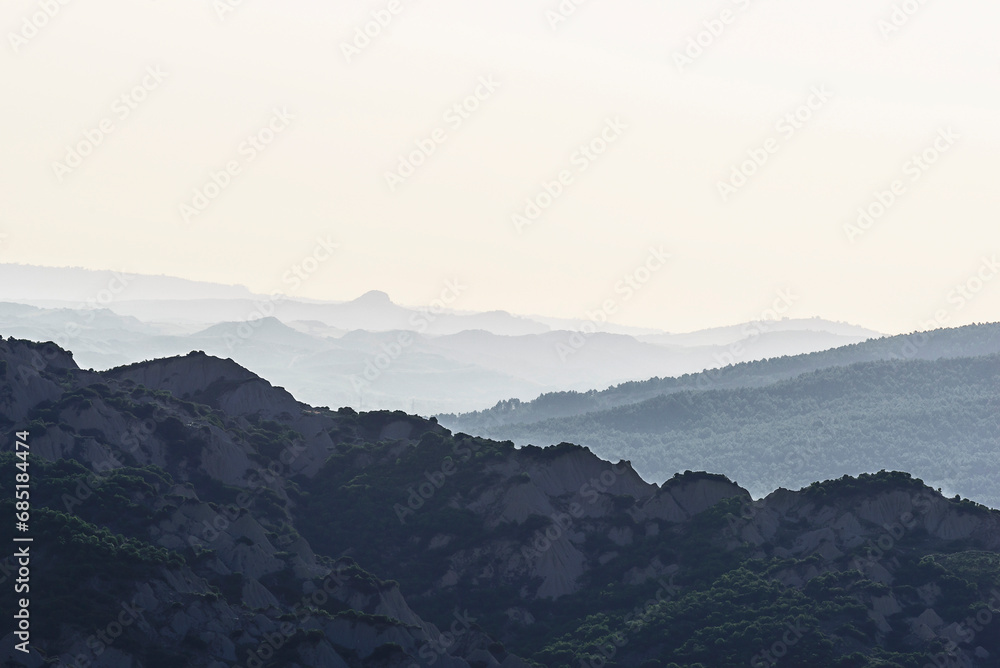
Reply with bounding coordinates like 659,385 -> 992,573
352,290 -> 393,305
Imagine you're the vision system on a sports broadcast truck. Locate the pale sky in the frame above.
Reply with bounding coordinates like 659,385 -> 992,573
2,0 -> 999,334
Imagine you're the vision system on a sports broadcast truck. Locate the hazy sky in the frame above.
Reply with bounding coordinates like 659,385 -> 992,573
2,0 -> 999,334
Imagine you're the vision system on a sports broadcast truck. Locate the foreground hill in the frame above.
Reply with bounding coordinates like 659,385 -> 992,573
1,337 -> 999,667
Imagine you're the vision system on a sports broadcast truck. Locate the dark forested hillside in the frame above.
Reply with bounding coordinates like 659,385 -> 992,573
441,332 -> 1000,510
2,336 -> 1000,667
440,323 -> 1000,432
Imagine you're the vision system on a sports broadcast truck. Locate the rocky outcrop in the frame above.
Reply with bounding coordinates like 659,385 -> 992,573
634,472 -> 749,523
0,339 -> 511,667
0,337 -> 77,423
729,483 -> 1000,562
403,453 -> 750,601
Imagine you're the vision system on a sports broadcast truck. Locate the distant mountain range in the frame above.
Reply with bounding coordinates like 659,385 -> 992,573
0,263 -> 882,414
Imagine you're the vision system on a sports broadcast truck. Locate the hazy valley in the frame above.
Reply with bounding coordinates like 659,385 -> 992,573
0,265 -> 879,415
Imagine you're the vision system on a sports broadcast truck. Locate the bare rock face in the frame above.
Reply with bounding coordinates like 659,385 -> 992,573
634,472 -> 749,523
730,481 -> 1000,566
530,528 -> 588,599
409,450 -> 750,601
474,447 -> 654,527
665,475 -> 750,516
0,337 -> 76,423
106,351 -> 302,418
103,352 -> 392,478
516,446 -> 655,503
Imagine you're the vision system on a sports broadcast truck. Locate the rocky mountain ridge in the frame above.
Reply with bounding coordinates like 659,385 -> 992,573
1,336 -> 998,667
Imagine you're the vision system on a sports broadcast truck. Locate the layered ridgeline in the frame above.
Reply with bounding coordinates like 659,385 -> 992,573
440,323 -> 1000,508
1,337 -> 999,667
0,281 -> 879,415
